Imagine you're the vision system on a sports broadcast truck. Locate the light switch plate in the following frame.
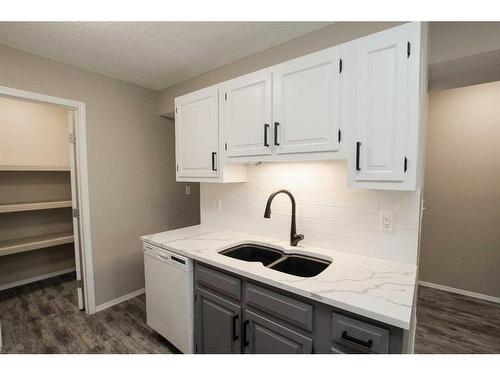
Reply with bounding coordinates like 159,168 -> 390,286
185,185 -> 191,195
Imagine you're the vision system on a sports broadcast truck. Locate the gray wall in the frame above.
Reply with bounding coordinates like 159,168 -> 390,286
428,22 -> 500,91
0,44 -> 200,306
158,22 -> 403,116
429,22 -> 500,64
159,21 -> 500,113
419,81 -> 500,298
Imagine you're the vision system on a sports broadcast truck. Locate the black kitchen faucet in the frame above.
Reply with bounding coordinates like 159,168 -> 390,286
264,189 -> 304,247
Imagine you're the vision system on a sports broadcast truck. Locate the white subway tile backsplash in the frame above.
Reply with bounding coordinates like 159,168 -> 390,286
380,229 -> 419,248
380,195 -> 421,231
298,204 -> 346,222
316,191 -> 380,209
346,208 -> 380,226
200,161 -> 421,264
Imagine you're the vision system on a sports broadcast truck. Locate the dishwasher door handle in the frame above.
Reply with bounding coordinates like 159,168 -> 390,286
156,252 -> 170,262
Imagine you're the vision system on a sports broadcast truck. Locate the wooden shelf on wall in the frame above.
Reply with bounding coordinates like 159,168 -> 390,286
0,200 -> 73,214
0,165 -> 70,172
0,231 -> 74,257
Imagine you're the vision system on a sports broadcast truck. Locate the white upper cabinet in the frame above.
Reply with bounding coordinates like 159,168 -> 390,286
272,48 -> 341,155
174,22 -> 426,189
354,27 -> 408,182
221,71 -> 273,158
175,87 -> 220,179
348,22 -> 426,190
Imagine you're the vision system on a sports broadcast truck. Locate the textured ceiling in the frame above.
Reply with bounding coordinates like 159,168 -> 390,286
0,22 -> 332,90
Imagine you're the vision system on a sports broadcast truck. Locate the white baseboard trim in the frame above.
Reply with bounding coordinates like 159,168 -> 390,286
418,280 -> 500,304
95,288 -> 145,313
0,267 -> 76,292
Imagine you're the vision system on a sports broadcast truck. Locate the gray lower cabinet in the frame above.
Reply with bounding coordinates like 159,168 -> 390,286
194,262 -> 405,354
243,309 -> 313,354
195,287 -> 241,353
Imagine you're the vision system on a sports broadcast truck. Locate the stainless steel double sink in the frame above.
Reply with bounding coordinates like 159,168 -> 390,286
219,243 -> 331,278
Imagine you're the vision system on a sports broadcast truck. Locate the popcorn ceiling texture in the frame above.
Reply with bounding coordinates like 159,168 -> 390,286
201,161 -> 421,264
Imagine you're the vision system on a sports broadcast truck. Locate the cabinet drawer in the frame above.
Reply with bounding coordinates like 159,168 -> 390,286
196,264 -> 241,301
245,283 -> 313,331
331,313 -> 389,354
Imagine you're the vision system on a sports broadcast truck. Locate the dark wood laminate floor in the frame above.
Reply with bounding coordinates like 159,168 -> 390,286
1,274 -> 499,353
0,273 -> 179,354
415,286 -> 500,354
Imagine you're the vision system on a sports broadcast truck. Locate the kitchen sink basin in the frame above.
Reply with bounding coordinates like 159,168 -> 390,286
219,244 -> 331,277
269,254 -> 331,278
219,244 -> 284,266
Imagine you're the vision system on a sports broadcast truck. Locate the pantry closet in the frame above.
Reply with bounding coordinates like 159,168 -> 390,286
0,96 -> 84,309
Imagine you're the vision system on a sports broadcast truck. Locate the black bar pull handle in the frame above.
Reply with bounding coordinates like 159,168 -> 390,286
264,124 -> 269,147
356,142 -> 361,171
274,122 -> 280,146
232,315 -> 239,341
341,331 -> 373,349
211,152 -> 217,171
404,156 -> 408,173
242,320 -> 250,347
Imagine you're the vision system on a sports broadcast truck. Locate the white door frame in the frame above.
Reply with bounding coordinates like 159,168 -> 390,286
0,85 -> 96,314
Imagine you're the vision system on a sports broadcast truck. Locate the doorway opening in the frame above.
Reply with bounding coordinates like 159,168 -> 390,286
0,86 -> 95,316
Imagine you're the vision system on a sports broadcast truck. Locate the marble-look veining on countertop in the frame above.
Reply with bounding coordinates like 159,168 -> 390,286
142,225 -> 417,330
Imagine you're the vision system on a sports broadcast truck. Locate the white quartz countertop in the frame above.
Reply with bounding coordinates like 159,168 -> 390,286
142,225 -> 417,330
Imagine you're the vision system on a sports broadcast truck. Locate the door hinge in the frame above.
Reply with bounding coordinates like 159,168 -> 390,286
339,58 -> 343,74
176,165 -> 179,171
175,107 -> 178,114
338,129 -> 342,143
224,93 -> 228,101
69,133 -> 76,144
194,294 -> 197,302
76,279 -> 83,288
72,208 -> 80,218
404,157 -> 408,172
407,42 -> 411,58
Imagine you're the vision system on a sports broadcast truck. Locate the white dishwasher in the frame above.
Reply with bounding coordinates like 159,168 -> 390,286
143,243 -> 194,354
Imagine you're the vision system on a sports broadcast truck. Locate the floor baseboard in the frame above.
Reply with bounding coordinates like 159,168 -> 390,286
0,267 -> 76,292
95,288 -> 145,313
418,280 -> 500,304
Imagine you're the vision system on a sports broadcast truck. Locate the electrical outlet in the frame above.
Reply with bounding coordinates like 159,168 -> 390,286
185,185 -> 191,195
380,212 -> 394,233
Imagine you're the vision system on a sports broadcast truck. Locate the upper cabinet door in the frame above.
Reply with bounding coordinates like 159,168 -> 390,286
222,72 -> 273,158
272,48 -> 341,155
175,86 -> 219,179
353,24 -> 418,184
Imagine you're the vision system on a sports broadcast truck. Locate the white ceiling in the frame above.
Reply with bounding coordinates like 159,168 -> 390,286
0,22 -> 332,90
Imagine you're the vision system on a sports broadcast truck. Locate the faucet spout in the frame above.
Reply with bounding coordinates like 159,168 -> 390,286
263,189 -> 304,246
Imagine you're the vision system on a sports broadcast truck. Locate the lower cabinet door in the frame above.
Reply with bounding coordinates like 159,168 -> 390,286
243,310 -> 312,354
195,287 -> 242,353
